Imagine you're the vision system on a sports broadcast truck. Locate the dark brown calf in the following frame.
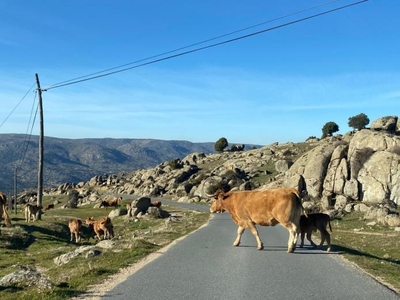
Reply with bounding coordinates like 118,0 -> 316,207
99,196 -> 122,209
150,201 -> 162,208
299,213 -> 332,252
45,204 -> 54,211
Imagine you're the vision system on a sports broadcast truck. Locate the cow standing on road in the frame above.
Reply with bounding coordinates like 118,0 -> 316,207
209,188 -> 306,253
299,213 -> 332,252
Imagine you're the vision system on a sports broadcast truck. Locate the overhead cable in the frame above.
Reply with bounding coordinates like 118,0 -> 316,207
45,0 -> 368,91
45,0 -> 343,89
0,82 -> 36,129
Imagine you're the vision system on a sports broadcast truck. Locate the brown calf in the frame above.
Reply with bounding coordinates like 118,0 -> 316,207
299,213 -> 332,252
99,196 -> 122,209
45,204 -> 55,211
85,216 -> 114,240
0,191 -> 12,233
24,203 -> 42,222
68,218 -> 82,243
150,201 -> 162,208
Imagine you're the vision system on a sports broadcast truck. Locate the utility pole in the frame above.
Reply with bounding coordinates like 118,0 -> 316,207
14,167 -> 17,214
35,73 -> 44,220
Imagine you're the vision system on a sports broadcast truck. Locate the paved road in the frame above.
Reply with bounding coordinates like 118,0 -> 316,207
101,200 -> 400,300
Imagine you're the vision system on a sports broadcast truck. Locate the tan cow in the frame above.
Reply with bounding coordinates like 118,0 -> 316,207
209,188 -> 306,253
85,216 -> 114,240
99,196 -> 122,209
68,218 -> 82,243
44,204 -> 55,211
0,191 -> 12,233
24,203 -> 42,222
299,213 -> 332,252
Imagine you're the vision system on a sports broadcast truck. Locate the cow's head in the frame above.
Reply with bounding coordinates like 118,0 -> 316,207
85,217 -> 95,225
209,190 -> 227,213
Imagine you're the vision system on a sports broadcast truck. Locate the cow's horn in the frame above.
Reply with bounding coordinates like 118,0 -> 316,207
202,177 -> 216,198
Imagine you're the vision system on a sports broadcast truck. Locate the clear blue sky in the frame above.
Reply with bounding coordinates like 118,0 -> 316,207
1,0 -> 399,146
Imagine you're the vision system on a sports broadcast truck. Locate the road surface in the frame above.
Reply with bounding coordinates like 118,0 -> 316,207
97,200 -> 399,300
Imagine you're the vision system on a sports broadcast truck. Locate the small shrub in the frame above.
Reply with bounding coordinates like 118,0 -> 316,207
168,159 -> 183,170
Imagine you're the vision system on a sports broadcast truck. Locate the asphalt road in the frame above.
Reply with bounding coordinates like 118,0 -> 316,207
101,200 -> 400,300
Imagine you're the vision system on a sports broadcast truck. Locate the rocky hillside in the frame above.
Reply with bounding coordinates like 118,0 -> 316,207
0,134 -> 216,192
41,116 -> 400,228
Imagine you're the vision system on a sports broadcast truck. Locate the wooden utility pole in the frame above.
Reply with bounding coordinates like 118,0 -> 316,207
35,73 -> 44,219
14,167 -> 17,214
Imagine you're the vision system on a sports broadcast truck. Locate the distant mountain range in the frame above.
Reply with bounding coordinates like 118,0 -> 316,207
0,134 -> 217,192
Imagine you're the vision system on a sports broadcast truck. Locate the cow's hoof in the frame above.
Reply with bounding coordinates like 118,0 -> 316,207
233,242 -> 240,247
257,244 -> 264,250
327,247 -> 331,253
288,246 -> 296,253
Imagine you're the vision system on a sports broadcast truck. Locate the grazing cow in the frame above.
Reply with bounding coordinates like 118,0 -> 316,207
209,188 -> 306,253
85,216 -> 114,240
68,218 -> 82,243
45,204 -> 55,211
299,213 -> 332,252
0,191 -> 12,233
150,201 -> 162,208
99,196 -> 122,209
24,203 -> 42,222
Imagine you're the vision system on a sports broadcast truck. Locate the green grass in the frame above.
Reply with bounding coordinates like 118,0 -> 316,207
330,212 -> 400,293
0,196 -> 210,300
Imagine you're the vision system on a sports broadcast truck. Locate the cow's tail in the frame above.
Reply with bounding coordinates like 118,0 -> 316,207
328,219 -> 332,232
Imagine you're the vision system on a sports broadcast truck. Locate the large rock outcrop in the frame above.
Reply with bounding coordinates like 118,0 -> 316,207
284,125 -> 400,205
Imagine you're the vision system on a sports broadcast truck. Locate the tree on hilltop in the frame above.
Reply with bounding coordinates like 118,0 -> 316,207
214,137 -> 228,152
321,121 -> 339,138
348,113 -> 370,131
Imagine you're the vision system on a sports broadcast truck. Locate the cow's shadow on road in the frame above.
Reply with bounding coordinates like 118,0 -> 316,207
326,244 -> 400,265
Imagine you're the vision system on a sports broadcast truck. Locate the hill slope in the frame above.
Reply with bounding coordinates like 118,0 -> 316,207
0,134 -> 216,191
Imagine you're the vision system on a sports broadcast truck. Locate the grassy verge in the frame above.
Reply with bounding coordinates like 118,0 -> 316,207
330,212 -> 400,293
0,197 -> 210,300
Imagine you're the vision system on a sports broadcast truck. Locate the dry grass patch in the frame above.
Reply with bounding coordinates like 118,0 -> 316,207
331,212 -> 400,293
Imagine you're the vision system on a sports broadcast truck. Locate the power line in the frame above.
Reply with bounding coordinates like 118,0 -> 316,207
45,0 -> 368,91
0,82 -> 36,129
17,92 -> 39,169
45,0 -> 343,89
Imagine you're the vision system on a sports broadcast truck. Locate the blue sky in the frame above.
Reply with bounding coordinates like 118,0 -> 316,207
0,0 -> 399,146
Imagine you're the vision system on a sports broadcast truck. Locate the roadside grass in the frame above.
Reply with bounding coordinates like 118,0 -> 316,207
330,212 -> 400,293
0,195 -> 210,300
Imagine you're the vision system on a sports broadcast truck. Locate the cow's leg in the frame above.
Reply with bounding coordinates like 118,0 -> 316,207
285,222 -> 298,253
247,223 -> 263,250
300,231 -> 305,248
319,228 -> 331,252
326,232 -> 331,252
306,230 -> 317,247
95,230 -> 102,240
233,226 -> 245,247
